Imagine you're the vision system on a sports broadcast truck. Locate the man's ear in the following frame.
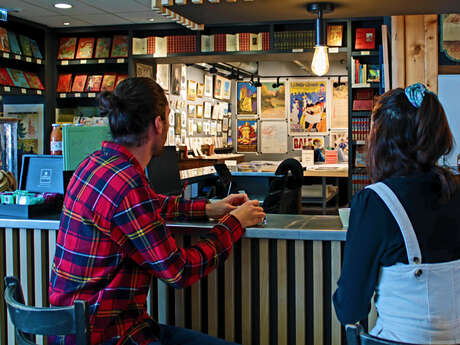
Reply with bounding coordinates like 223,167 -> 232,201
153,116 -> 164,134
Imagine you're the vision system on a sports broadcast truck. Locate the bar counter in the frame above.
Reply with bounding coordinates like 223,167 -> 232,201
0,214 -> 362,345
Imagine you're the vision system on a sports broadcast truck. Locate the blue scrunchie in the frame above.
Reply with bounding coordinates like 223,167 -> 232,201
405,83 -> 429,108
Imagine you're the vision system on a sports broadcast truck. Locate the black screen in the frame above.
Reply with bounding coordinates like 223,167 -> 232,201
146,146 -> 182,196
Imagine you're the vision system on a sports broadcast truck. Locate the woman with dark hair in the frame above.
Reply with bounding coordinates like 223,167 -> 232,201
333,83 -> 460,344
49,77 -> 265,345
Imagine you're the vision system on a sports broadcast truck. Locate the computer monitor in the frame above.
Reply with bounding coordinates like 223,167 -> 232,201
146,146 -> 182,196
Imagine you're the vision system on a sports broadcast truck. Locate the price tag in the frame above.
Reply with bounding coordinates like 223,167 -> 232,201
292,48 -> 303,53
75,93 -> 81,98
98,59 -> 105,64
59,93 -> 67,98
117,58 -> 125,63
361,51 -> 370,55
88,92 -> 96,98
328,47 -> 339,53
26,57 -> 32,62
15,55 -> 21,60
37,59 -> 42,64
61,60 -> 69,65
4,86 -> 10,92
21,88 -> 27,94
37,90 -> 42,95
80,59 -> 87,64
3,52 -> 9,58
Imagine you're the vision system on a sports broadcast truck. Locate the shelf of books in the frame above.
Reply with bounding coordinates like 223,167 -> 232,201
349,18 -> 384,198
0,51 -> 43,65
57,58 -> 127,66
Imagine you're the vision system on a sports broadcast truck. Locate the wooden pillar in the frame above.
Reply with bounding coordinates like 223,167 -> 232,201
391,16 -> 406,89
424,14 -> 439,93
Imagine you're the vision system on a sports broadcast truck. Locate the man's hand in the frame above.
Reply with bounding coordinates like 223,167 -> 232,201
205,193 -> 249,219
230,200 -> 266,228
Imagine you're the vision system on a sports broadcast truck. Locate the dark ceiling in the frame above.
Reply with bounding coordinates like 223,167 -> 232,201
169,0 -> 460,25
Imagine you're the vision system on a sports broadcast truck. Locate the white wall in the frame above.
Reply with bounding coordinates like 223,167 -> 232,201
438,75 -> 460,167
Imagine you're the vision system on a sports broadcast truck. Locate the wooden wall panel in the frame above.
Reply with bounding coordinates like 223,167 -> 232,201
277,240 -> 287,345
391,16 -> 406,89
174,236 -> 185,327
224,249 -> 235,342
295,241 -> 305,345
259,239 -> 270,345
424,14 -> 438,93
405,15 -> 426,86
241,239 -> 251,345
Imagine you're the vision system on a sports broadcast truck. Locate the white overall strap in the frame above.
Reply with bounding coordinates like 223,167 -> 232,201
365,182 -> 422,264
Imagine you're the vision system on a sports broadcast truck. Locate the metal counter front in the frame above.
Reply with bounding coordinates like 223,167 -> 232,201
0,214 -> 372,345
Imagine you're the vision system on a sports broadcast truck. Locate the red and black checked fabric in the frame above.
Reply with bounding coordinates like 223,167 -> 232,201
49,141 -> 243,345
237,33 -> 250,51
214,33 -> 227,52
147,36 -> 155,55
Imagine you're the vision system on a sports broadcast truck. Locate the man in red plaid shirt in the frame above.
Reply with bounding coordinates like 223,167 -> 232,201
49,78 -> 265,345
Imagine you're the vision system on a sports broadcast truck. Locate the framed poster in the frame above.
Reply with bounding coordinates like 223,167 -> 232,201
237,81 -> 257,115
214,75 -> 224,99
331,78 -> 348,129
136,62 -> 153,79
204,102 -> 212,119
289,80 -> 328,134
222,78 -> 231,100
180,65 -> 187,98
440,14 -> 460,64
156,64 -> 169,92
259,80 -> 286,119
330,130 -> 349,162
204,74 -> 213,98
237,119 -> 257,152
4,104 -> 44,156
196,103 -> 203,118
171,64 -> 181,95
187,80 -> 197,101
197,83 -> 204,98
187,103 -> 196,118
260,121 -> 288,154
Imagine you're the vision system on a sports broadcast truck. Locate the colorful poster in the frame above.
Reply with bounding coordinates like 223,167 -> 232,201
204,74 -> 213,98
260,81 -> 286,119
222,78 -> 231,100
292,136 -> 324,151
237,82 -> 257,115
330,130 -> 349,162
237,119 -> 257,152
260,121 -> 288,153
289,80 -> 327,134
441,14 -> 460,62
171,64 -> 181,95
331,79 -> 348,129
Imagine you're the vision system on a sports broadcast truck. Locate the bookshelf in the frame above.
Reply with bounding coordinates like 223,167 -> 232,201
348,17 -> 386,200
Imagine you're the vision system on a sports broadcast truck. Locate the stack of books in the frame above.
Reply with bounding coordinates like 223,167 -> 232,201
273,30 -> 315,50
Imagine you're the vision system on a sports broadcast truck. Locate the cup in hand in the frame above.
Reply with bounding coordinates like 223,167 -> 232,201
338,208 -> 350,229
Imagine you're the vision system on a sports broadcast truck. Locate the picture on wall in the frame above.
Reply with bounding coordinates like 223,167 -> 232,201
331,79 -> 348,129
136,62 -> 153,79
187,104 -> 196,118
204,102 -> 212,118
237,119 -> 258,152
292,136 -> 324,151
440,14 -> 460,63
197,83 -> 204,98
222,78 -> 232,100
237,81 -> 257,115
329,130 -> 349,162
187,80 -> 197,101
180,65 -> 187,98
260,81 -> 286,119
289,80 -> 327,134
214,75 -> 224,99
171,64 -> 181,95
196,104 -> 203,118
260,121 -> 288,153
204,74 -> 213,98
156,64 -> 169,92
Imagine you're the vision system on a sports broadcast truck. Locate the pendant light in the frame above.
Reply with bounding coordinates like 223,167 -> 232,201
308,3 -> 334,76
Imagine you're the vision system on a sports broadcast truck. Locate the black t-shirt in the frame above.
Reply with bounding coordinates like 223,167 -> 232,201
333,172 -> 460,325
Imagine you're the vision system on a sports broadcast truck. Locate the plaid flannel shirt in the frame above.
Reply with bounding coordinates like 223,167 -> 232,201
49,141 -> 243,345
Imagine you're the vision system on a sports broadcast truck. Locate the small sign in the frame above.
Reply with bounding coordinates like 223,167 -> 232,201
2,52 -> 8,58
4,86 -> 10,92
292,48 -> 303,53
75,93 -> 81,97
328,47 -> 339,53
98,59 -> 105,64
117,58 -> 125,63
61,60 -> 69,65
21,88 -> 27,94
15,55 -> 20,60
88,92 -> 96,98
80,59 -> 87,64
37,90 -> 42,95
37,59 -> 42,64
26,57 -> 32,62
360,51 -> 370,55
59,93 -> 67,98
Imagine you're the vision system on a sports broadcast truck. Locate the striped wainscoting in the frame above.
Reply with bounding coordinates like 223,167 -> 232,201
0,225 -> 377,345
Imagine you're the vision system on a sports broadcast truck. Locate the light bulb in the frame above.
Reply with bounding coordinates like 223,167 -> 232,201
311,46 -> 329,76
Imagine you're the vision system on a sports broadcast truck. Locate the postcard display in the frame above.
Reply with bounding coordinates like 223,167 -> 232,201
166,64 -> 233,156
236,78 -> 348,158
